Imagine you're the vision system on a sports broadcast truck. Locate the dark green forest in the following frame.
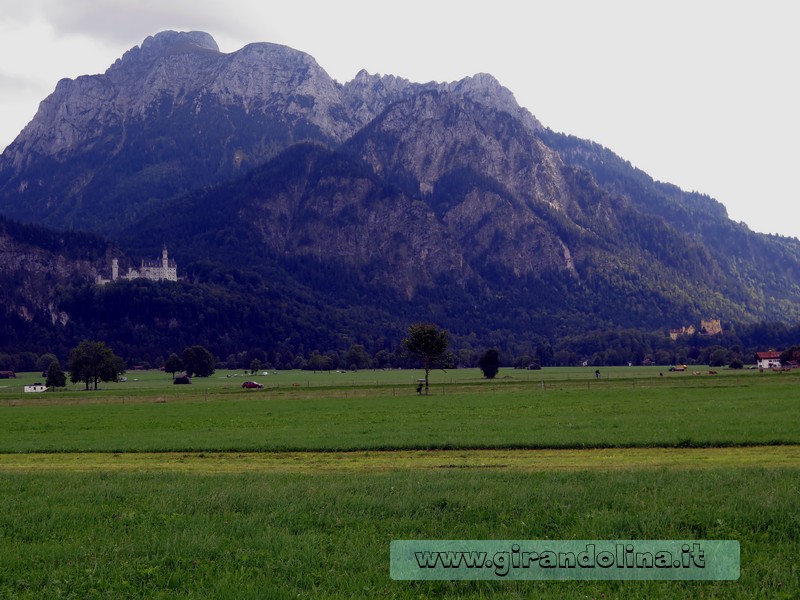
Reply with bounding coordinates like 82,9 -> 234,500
3,263 -> 799,373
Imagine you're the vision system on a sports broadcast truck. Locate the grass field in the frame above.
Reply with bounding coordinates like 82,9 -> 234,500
0,367 -> 798,598
0,368 -> 798,452
2,364 -> 785,397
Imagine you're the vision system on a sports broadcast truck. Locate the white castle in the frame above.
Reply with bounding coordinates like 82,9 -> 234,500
97,247 -> 178,284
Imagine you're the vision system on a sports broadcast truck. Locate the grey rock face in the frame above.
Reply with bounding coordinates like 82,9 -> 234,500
7,32 -> 536,170
3,31 -> 355,169
0,230 -> 100,323
0,30 -> 552,237
349,89 -> 567,211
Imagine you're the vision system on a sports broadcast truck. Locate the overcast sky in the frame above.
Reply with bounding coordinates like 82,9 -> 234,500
1,1 -> 798,238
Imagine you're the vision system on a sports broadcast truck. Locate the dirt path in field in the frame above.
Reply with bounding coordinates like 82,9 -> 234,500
0,446 -> 799,473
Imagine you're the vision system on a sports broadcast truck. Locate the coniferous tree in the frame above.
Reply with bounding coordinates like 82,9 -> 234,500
45,360 -> 67,389
478,348 -> 500,379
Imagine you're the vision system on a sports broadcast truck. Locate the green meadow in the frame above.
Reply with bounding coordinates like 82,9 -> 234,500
0,367 -> 798,598
0,367 -> 798,452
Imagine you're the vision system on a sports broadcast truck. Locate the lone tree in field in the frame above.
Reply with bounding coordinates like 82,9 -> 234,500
403,323 -> 451,395
478,348 -> 500,379
45,360 -> 67,389
182,345 -> 215,377
250,358 -> 262,375
163,353 -> 184,379
67,339 -> 126,390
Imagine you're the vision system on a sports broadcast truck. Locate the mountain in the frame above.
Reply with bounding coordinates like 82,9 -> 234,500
0,31 -> 355,231
1,30 -> 800,364
0,31 -> 539,233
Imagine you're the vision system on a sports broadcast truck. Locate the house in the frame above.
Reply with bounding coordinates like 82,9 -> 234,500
755,351 -> 782,370
24,383 -> 48,393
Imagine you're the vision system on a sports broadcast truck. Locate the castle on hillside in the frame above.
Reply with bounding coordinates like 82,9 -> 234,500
97,247 -> 178,284
668,318 -> 722,340
700,318 -> 723,336
668,325 -> 696,340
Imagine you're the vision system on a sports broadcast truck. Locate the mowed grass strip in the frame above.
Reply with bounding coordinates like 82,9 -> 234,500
1,375 -> 798,452
0,467 -> 797,599
1,446 -> 799,473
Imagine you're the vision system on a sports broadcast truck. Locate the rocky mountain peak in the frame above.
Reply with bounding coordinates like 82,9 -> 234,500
342,69 -> 541,135
447,72 -> 512,107
342,70 -> 418,126
1,32 -> 353,171
0,30 -> 547,230
446,73 -> 542,133
347,86 -> 569,214
144,30 -> 220,53
112,30 -> 221,68
349,69 -> 413,89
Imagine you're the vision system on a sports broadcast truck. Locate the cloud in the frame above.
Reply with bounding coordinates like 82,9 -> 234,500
0,79 -> 48,150
0,2 -> 48,23
0,72 -> 49,94
35,0 -> 263,49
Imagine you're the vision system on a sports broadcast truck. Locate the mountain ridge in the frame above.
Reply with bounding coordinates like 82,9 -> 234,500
0,31 -> 547,233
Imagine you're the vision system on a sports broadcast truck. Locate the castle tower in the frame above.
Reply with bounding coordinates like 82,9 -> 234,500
162,246 -> 169,272
112,258 -> 119,281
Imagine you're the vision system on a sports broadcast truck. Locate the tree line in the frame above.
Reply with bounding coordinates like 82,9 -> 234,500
6,322 -> 800,385
13,322 -> 800,396
29,341 -> 219,391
